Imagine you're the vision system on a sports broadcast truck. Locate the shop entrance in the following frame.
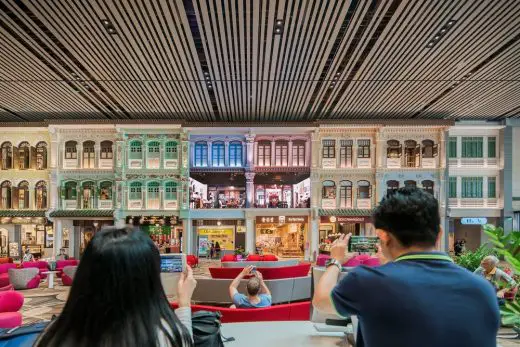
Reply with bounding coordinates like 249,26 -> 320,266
0,228 -> 7,257
319,216 -> 370,255
255,216 -> 308,258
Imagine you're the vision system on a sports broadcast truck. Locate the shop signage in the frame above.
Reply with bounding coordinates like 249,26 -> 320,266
461,218 -> 487,225
322,158 -> 337,169
256,216 -> 308,224
320,216 -> 369,223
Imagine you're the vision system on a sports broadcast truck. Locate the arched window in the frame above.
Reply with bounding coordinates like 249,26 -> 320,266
386,180 -> 399,196
129,182 -> 142,200
194,141 -> 208,167
82,181 -> 95,208
357,180 -> 371,199
422,180 -> 434,195
212,141 -> 225,167
405,140 -> 419,167
322,180 -> 336,199
422,140 -> 437,159
404,180 -> 417,189
165,141 -> 178,159
18,142 -> 30,170
147,141 -> 161,168
339,180 -> 352,208
129,141 -> 143,159
340,140 -> 353,168
1,142 -> 13,170
83,141 -> 95,168
292,140 -> 305,166
147,182 -> 160,209
63,181 -> 77,200
65,141 -> 78,160
17,181 -> 29,209
229,141 -> 242,167
0,181 -> 11,209
387,140 -> 401,158
35,181 -> 47,209
257,141 -> 271,166
165,181 -> 178,201
36,142 -> 47,170
100,141 -> 113,159
275,140 -> 289,166
99,181 -> 112,200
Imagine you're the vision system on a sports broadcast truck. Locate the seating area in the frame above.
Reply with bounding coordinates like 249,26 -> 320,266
0,290 -> 24,328
316,254 -> 381,267
221,254 -> 279,262
56,260 -> 79,277
8,268 -> 41,290
209,263 -> 311,280
21,261 -> 51,279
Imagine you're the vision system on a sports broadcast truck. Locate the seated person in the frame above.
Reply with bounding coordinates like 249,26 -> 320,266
229,265 -> 272,308
56,248 -> 69,261
474,255 -> 516,302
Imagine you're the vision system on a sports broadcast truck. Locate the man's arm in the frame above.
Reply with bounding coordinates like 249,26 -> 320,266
229,266 -> 252,300
256,271 -> 271,296
312,265 -> 342,315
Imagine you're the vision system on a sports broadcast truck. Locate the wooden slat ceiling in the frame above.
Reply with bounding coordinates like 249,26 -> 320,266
0,0 -> 519,122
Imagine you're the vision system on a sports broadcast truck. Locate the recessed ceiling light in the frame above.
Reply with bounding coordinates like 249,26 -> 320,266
440,28 -> 446,33
107,27 -> 116,34
101,19 -> 110,26
205,76 -> 210,80
275,28 -> 281,33
336,72 -> 341,76
434,35 -> 440,40
276,20 -> 283,26
204,71 -> 209,76
447,20 -> 455,26
427,42 -> 434,47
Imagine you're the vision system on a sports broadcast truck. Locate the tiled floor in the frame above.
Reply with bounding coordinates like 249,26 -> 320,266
18,259 -> 520,346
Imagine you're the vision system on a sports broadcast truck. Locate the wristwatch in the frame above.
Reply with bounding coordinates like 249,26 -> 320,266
325,258 -> 342,271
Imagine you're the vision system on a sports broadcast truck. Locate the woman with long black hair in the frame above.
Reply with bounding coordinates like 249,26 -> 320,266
36,227 -> 196,347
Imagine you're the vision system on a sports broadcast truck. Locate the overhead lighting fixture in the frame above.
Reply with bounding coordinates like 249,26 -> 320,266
274,19 -> 284,35
101,19 -> 110,26
426,19 -> 456,49
276,20 -> 283,26
101,18 -> 117,35
204,71 -> 209,76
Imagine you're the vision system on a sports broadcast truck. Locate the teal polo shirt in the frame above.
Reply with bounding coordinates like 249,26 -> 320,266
331,252 -> 500,347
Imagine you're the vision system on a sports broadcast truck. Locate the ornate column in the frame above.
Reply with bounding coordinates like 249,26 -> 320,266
54,219 -> 62,258
245,172 -> 255,208
94,143 -> 100,169
305,138 -> 310,167
245,211 -> 255,254
288,139 -> 293,167
371,136 -> 376,168
207,141 -> 213,167
28,183 -> 35,210
115,134 -> 124,169
270,139 -> 276,165
440,130 -> 447,169
49,128 -> 59,169
310,209 -> 319,262
310,172 -> 320,209
77,142 -> 82,169
182,218 -> 193,254
245,133 -> 255,169
224,140 -> 230,167
311,131 -> 320,169
376,130 -> 384,168
159,184 -> 165,210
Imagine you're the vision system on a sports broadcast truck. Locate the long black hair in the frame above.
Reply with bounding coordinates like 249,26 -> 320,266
36,227 -> 192,347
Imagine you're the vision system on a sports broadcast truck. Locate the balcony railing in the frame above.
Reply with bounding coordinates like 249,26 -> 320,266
164,199 -> 178,210
164,159 -> 179,169
62,199 -> 113,209
448,158 -> 498,168
98,200 -> 113,209
449,198 -> 500,208
63,200 -> 77,209
321,199 -> 367,209
128,200 -> 143,210
99,158 -> 113,169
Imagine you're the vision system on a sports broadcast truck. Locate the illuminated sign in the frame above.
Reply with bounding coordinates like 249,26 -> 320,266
256,216 -> 308,224
320,216 -> 369,223
461,218 -> 487,225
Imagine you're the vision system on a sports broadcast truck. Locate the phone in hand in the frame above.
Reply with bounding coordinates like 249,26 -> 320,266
348,236 -> 379,253
251,266 -> 257,273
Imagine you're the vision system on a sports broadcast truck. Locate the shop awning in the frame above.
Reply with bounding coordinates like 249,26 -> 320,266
318,209 -> 374,217
0,210 -> 46,217
49,210 -> 114,218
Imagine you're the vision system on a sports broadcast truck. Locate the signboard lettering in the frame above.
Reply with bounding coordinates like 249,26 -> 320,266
256,216 -> 308,224
461,218 -> 487,225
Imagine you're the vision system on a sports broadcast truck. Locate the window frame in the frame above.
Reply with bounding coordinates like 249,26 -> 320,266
194,141 -> 208,167
229,141 -> 243,167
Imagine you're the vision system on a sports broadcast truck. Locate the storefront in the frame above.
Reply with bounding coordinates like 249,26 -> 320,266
127,216 -> 182,253
319,215 -> 372,255
0,215 -> 53,259
255,216 -> 308,258
450,217 -> 498,252
254,180 -> 310,208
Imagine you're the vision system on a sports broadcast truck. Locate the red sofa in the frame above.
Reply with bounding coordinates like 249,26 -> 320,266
221,254 -> 237,262
0,258 -> 13,265
0,264 -> 17,288
21,261 -> 49,279
0,291 -> 23,328
171,301 -> 310,323
186,255 -> 199,268
209,263 -> 311,280
56,260 -> 79,277
222,254 -> 279,262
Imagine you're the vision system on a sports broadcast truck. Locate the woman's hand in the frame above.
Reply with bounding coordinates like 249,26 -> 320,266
177,266 -> 197,307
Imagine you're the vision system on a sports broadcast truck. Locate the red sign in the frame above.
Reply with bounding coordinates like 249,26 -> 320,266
320,216 -> 370,223
256,216 -> 308,224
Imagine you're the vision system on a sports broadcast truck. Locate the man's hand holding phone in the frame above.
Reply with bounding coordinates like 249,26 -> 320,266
330,233 -> 356,264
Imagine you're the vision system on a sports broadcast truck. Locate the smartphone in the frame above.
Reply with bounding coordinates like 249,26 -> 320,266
160,253 -> 187,273
251,266 -> 257,273
348,236 -> 379,253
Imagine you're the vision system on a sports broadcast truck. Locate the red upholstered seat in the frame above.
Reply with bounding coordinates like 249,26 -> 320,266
0,258 -> 13,265
221,255 -> 237,262
0,264 -> 17,288
261,254 -> 278,261
56,260 -> 79,277
22,261 -> 49,279
209,263 -> 310,280
0,312 -> 22,329
171,301 -> 311,323
0,291 -> 24,313
246,254 -> 262,261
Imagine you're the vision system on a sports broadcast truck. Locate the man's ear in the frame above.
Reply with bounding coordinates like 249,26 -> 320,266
376,229 -> 390,243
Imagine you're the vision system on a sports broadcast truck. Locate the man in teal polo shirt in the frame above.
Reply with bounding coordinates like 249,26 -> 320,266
313,187 -> 500,347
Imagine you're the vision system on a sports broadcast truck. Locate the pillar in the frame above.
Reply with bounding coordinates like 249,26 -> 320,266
376,131 -> 384,168
288,139 -> 293,167
441,129 -> 450,252
311,172 -> 320,209
245,172 -> 255,208
94,143 -> 100,169
207,142 -> 213,167
182,219 -> 193,254
54,219 -> 62,258
501,125 -> 513,234
77,143 -> 82,169
310,212 -> 319,262
305,139 -> 310,166
440,130 -> 447,169
311,131 -> 320,169
224,140 -> 229,167
245,133 -> 255,169
270,139 -> 276,165
69,225 -> 75,258
245,217 -> 255,254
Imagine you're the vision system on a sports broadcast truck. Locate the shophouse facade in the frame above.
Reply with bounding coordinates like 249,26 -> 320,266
0,126 -> 50,260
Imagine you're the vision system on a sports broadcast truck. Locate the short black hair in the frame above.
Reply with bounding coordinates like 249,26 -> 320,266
373,187 -> 440,248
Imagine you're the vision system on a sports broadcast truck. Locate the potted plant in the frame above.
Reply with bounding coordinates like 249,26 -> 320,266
454,245 -> 496,272
234,247 -> 248,260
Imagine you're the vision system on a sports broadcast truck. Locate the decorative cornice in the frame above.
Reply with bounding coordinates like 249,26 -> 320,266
125,174 -> 183,180
254,166 -> 311,173
49,209 -> 114,218
0,210 -> 47,217
318,208 -> 375,216
190,167 -> 245,173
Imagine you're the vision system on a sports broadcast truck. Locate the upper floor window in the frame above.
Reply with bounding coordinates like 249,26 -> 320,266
165,181 -> 178,200
81,181 -> 95,208
461,177 -> 483,198
488,137 -> 496,158
422,180 -> 434,195
292,140 -> 305,166
35,181 -> 47,209
165,141 -> 178,159
65,141 -> 78,159
229,141 -> 242,167
18,142 -> 30,170
1,142 -> 13,170
83,141 -> 95,169
357,180 -> 371,199
0,181 -> 11,209
322,180 -> 336,199
357,140 -> 370,158
404,140 -> 419,168
387,140 -> 401,158
275,141 -> 288,166
212,141 -> 225,167
322,140 -> 335,159
461,137 -> 483,158
448,137 -> 457,158
64,181 -> 77,200
147,182 -> 160,209
194,142 -> 208,167
100,141 -> 113,159
100,181 -> 112,200
339,180 -> 352,208
488,177 -> 496,198
448,177 -> 457,198
339,140 -> 353,168
257,141 -> 271,166
148,141 -> 160,155
421,140 -> 437,159
129,182 -> 142,200
17,181 -> 29,209
129,141 -> 143,159
36,142 -> 47,169
404,180 -> 417,189
386,180 -> 399,196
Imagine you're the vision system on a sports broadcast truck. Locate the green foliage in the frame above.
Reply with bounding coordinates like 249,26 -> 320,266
454,245 -> 495,272
483,224 -> 520,328
233,247 -> 248,258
